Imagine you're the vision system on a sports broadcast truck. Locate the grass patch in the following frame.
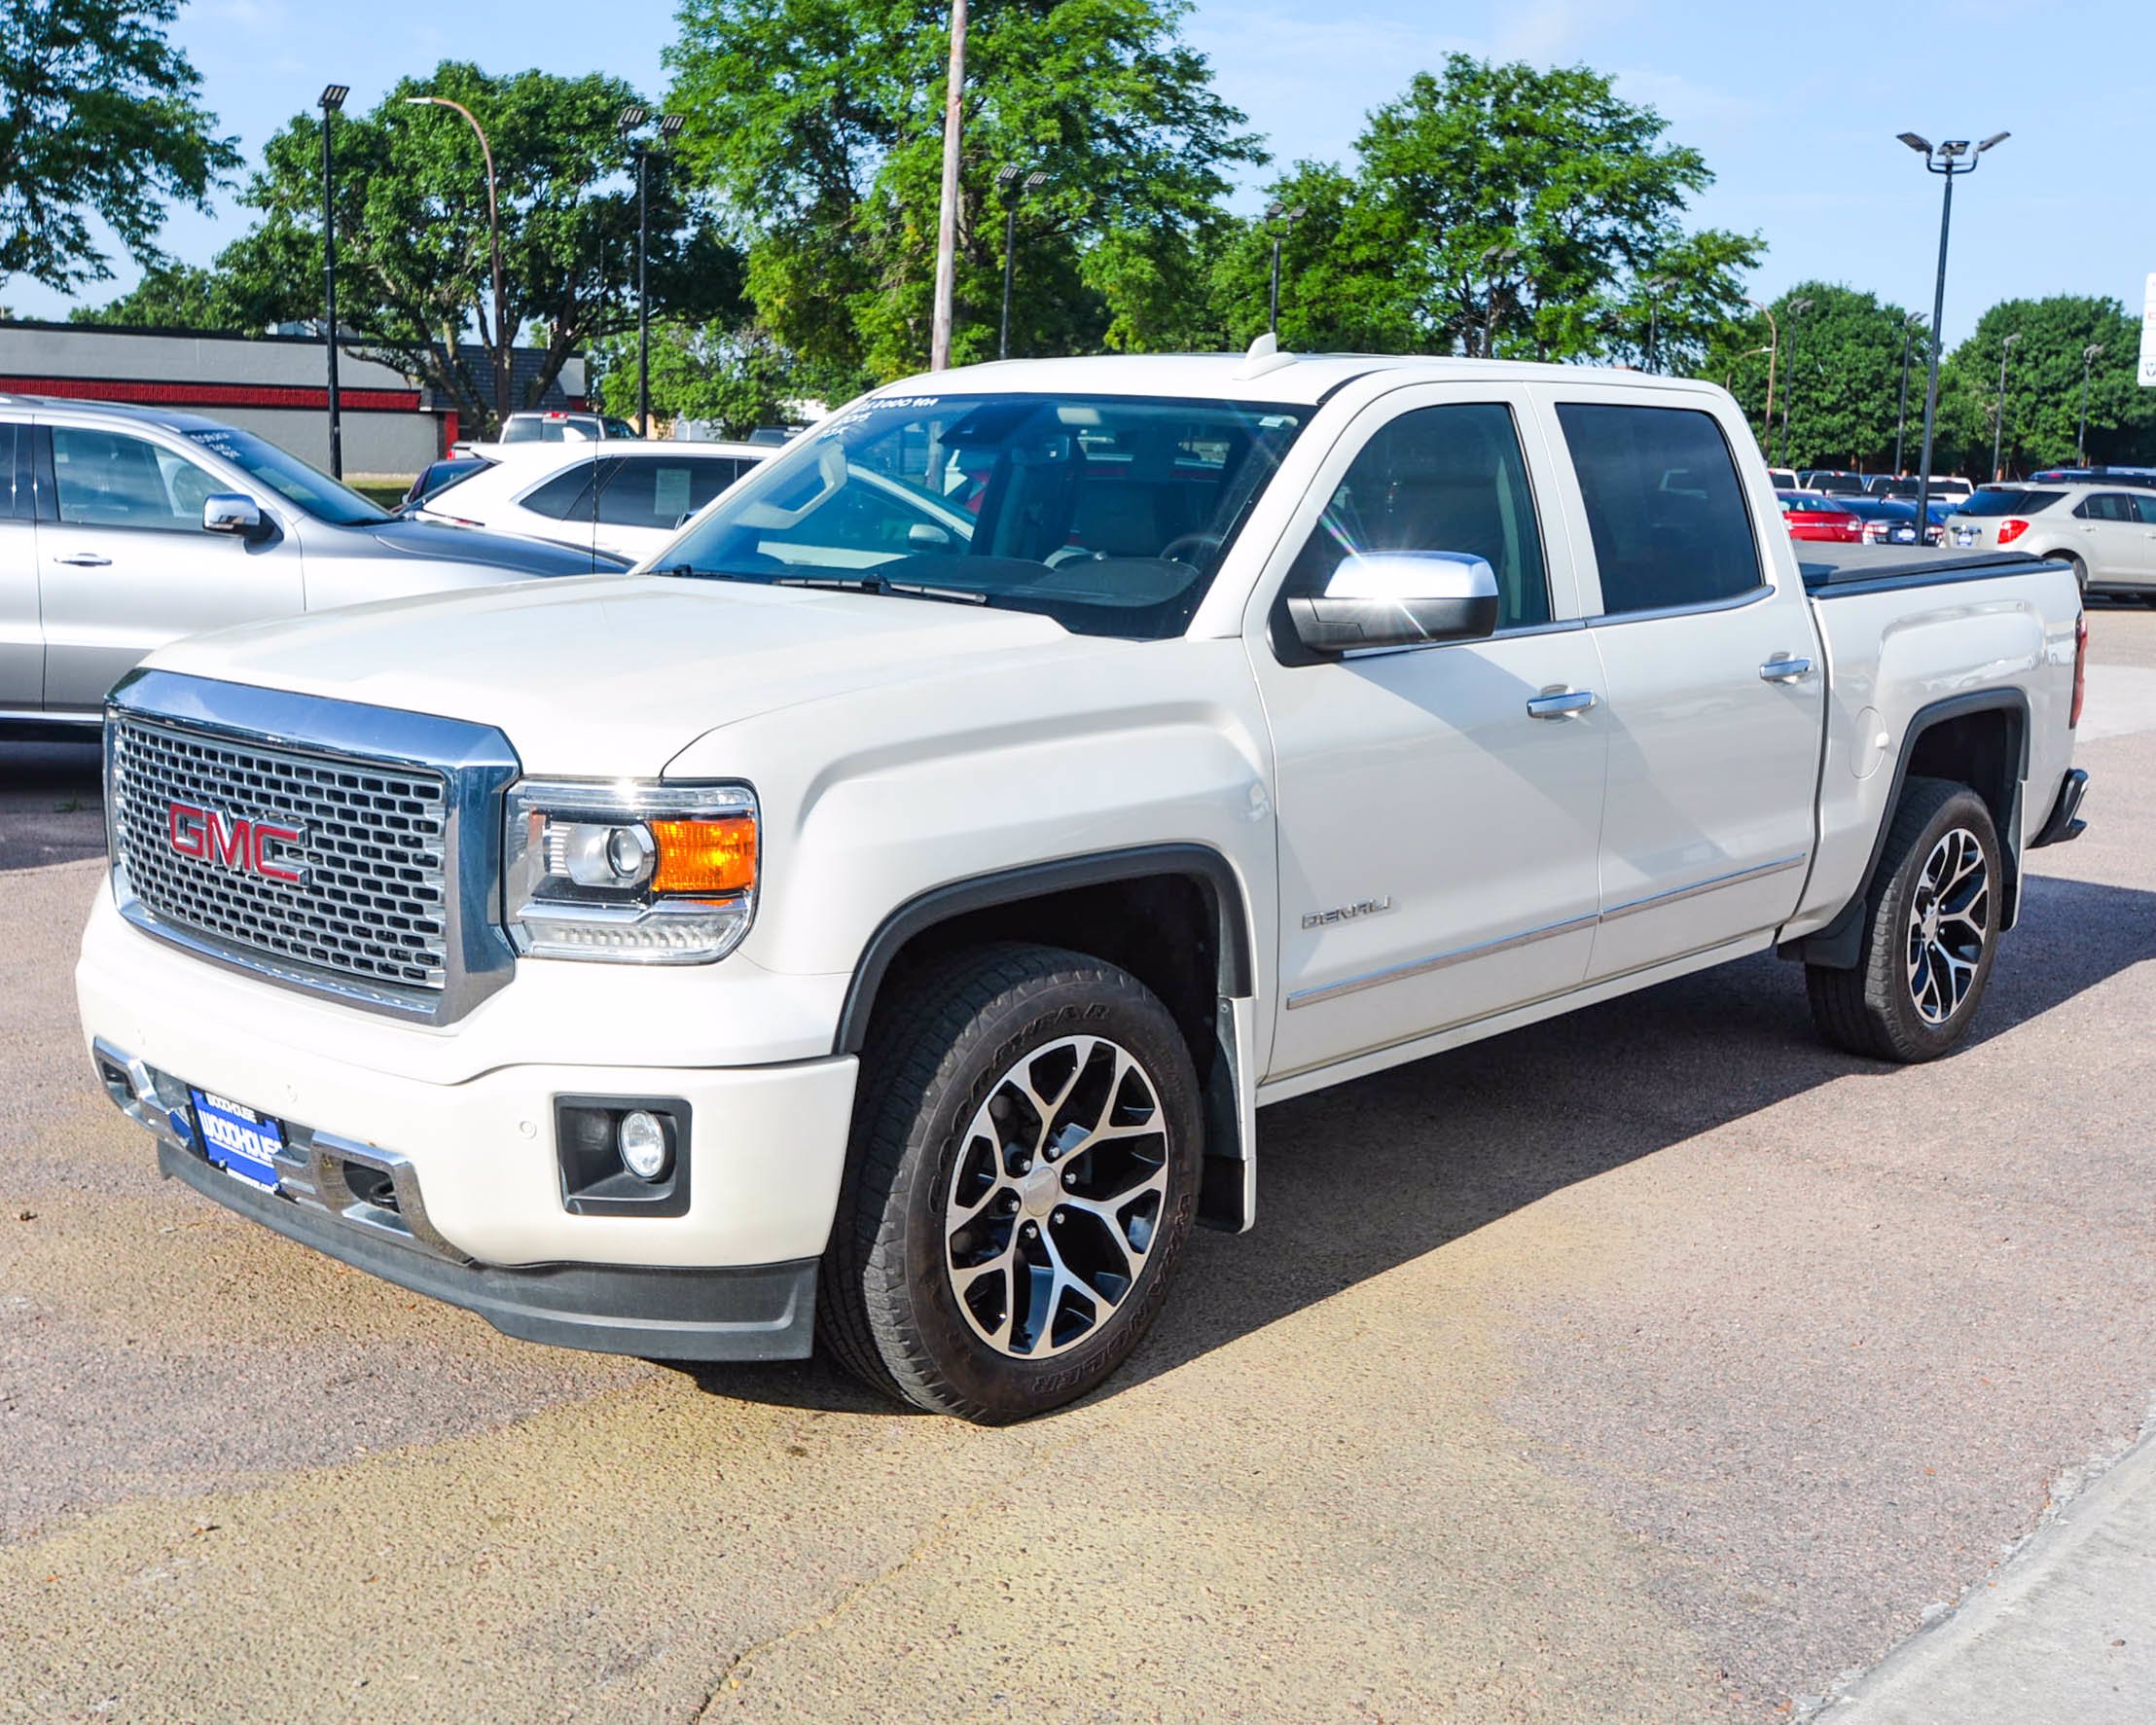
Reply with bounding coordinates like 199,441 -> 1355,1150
352,482 -> 411,509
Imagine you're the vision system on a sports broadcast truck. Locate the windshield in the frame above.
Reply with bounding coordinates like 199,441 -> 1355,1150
651,392 -> 1309,640
1957,488 -> 2064,517
183,427 -> 389,526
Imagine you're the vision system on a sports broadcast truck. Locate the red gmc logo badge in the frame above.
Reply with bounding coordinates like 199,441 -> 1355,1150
168,803 -> 305,884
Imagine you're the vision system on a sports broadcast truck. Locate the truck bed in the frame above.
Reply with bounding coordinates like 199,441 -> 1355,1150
1797,544 -> 2066,595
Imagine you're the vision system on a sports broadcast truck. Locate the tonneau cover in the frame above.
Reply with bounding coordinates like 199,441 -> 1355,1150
1798,544 -> 2066,594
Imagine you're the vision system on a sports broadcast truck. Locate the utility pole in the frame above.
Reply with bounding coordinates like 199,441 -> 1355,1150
1780,297 -> 1814,468
407,95 -> 510,431
929,0 -> 966,371
617,108 -> 683,436
319,85 -> 348,478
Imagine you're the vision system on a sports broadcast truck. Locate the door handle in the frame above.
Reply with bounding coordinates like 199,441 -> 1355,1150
1526,687 -> 1599,719
52,553 -> 112,567
1759,655 -> 1814,683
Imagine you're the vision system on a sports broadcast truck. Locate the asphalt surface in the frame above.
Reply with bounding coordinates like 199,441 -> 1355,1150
3,607 -> 2154,1722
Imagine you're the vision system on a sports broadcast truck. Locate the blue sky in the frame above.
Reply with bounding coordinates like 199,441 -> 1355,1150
11,0 -> 2147,346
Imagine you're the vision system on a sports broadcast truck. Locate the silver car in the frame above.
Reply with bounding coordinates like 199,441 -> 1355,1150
0,396 -> 622,737
1943,483 -> 2156,598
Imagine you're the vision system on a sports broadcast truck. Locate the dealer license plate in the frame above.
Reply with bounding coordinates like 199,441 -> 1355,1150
190,1088 -> 286,1191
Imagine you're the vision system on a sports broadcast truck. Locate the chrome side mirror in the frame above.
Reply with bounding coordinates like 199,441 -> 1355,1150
203,493 -> 266,538
907,521 -> 954,551
1286,551 -> 1500,654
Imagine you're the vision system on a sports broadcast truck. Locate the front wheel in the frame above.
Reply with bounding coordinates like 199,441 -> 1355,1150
819,944 -> 1203,1421
1806,776 -> 2002,1062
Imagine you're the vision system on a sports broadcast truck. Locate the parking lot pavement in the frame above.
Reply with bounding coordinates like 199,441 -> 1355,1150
1,610 -> 2152,1722
0,741 -> 104,871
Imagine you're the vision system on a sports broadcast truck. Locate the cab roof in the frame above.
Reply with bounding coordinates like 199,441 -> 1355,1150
871,350 -> 1707,409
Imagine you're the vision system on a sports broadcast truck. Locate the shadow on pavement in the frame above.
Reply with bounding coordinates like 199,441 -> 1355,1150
0,742 -> 105,872
682,870 -> 2156,1418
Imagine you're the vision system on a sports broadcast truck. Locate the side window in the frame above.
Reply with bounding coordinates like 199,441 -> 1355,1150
2135,496 -> 2156,525
2075,492 -> 2134,522
1284,403 -> 1552,631
593,458 -> 739,529
520,461 -> 605,521
50,428 -> 219,533
1555,404 -> 1763,616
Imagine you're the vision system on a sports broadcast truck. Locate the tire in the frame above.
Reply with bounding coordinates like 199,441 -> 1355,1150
1806,776 -> 2003,1062
818,943 -> 1203,1422
2057,551 -> 2087,595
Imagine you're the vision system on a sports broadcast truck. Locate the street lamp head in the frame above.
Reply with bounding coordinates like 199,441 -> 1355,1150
1897,131 -> 1932,155
1940,139 -> 1970,159
2085,342 -> 2106,362
1977,131 -> 2010,153
2002,331 -> 2021,348
319,85 -> 349,112
658,114 -> 684,140
616,103 -> 651,132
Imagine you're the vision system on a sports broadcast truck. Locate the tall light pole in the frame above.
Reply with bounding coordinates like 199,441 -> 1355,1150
1991,330 -> 2021,482
1899,129 -> 2009,535
1264,200 -> 1307,339
1780,296 -> 1815,468
318,85 -> 348,479
1892,310 -> 1927,476
996,164 -> 1046,361
2079,341 -> 2106,464
617,107 -> 683,434
929,0 -> 966,371
1745,297 -> 1779,458
406,94 -> 509,432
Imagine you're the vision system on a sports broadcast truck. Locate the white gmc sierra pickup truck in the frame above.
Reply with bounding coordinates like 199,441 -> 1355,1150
77,351 -> 2091,1421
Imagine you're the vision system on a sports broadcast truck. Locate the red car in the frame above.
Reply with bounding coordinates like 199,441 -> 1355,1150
1778,491 -> 1865,543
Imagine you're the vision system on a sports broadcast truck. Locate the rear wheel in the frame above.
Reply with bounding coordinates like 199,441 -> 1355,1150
2058,551 -> 2088,594
819,944 -> 1202,1422
1806,776 -> 2002,1062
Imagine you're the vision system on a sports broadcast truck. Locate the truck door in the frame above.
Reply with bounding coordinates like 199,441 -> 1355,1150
33,423 -> 304,715
1543,394 -> 1826,981
1251,387 -> 1609,1080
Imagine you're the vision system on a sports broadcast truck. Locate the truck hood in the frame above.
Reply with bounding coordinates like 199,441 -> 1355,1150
141,574 -> 1117,775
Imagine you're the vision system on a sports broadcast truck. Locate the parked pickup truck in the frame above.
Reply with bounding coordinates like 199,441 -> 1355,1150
77,351 -> 2091,1422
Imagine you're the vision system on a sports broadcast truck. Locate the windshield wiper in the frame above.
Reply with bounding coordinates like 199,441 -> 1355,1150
656,563 -> 761,583
773,573 -> 991,607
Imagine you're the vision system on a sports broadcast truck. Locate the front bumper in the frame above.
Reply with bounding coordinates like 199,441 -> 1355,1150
79,882 -> 860,1359
149,1131 -> 816,1361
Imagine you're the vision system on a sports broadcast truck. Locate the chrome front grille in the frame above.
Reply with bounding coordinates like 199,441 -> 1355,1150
104,671 -> 521,1024
112,716 -> 451,992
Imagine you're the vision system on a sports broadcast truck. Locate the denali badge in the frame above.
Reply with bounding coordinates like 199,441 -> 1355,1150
1303,896 -> 1394,930
167,802 -> 305,884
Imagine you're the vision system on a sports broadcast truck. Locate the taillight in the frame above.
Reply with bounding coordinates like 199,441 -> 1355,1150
1996,518 -> 2030,545
1862,521 -> 1886,543
2071,611 -> 2088,729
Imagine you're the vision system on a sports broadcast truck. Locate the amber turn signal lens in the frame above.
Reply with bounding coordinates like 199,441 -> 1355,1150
649,817 -> 757,895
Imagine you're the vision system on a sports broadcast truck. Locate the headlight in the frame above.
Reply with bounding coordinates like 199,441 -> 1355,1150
504,779 -> 758,963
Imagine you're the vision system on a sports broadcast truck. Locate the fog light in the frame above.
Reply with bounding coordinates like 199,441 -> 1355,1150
619,1109 -> 668,1180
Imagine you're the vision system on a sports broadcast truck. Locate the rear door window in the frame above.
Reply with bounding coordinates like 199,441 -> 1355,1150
593,457 -> 745,530
2074,492 -> 2137,522
1554,404 -> 1762,615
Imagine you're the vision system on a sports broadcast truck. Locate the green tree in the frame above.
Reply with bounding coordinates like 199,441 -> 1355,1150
1709,283 -> 1921,471
1933,296 -> 2156,477
0,0 -> 239,295
226,62 -> 741,434
1204,58 -> 1758,365
665,0 -> 1261,382
71,261 -> 228,327
590,317 -> 808,437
